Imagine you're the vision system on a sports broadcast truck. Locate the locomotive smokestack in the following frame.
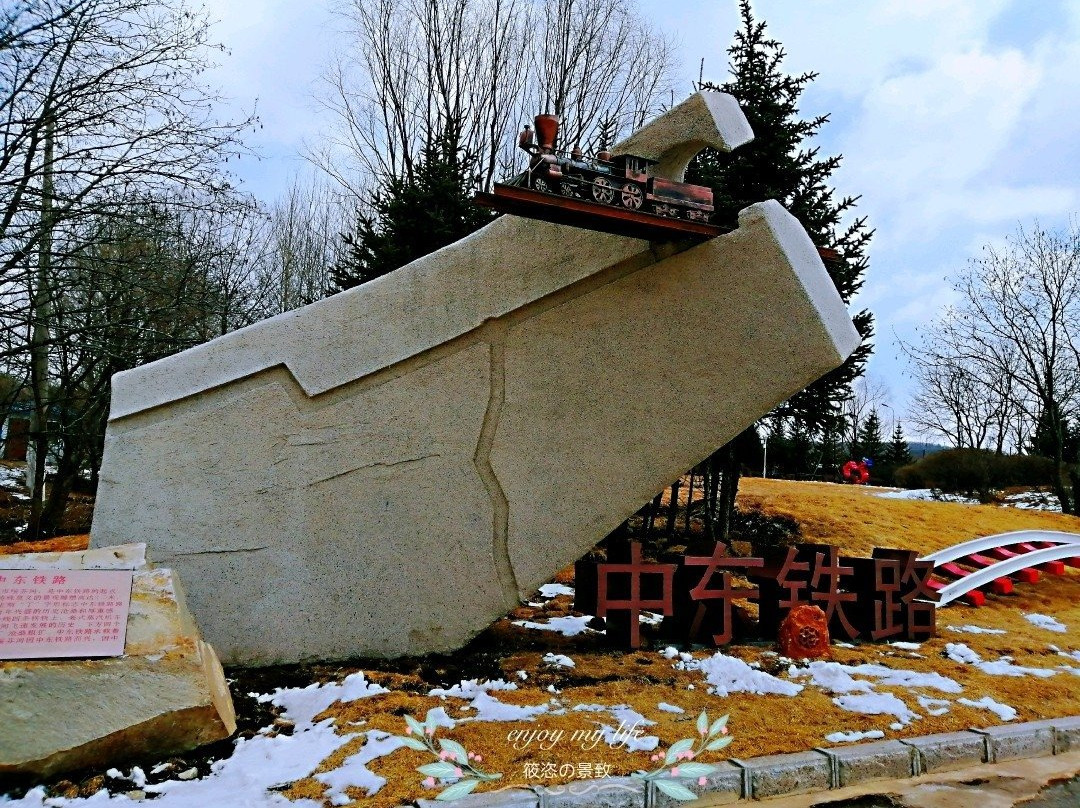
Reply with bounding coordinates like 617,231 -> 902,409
534,114 -> 559,154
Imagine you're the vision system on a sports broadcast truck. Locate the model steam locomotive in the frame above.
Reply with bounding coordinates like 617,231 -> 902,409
511,114 -> 714,221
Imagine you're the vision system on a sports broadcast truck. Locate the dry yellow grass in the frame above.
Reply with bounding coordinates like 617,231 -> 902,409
737,477 -> 1080,557
0,533 -> 90,555
283,479 -> 1080,808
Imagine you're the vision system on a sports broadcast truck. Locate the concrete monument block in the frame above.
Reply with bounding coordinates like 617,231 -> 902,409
90,92 -> 861,665
0,544 -> 235,777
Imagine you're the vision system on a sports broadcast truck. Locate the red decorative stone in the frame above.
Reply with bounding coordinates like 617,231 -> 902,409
778,604 -> 830,659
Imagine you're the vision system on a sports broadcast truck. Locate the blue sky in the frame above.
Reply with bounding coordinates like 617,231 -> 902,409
204,0 -> 1080,434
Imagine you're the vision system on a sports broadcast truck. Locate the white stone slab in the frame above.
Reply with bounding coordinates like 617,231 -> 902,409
90,92 -> 861,665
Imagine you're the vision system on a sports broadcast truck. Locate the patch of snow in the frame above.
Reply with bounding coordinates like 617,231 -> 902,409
1002,491 -> 1061,512
572,704 -> 658,752
889,641 -> 922,651
469,691 -> 550,722
661,646 -> 680,659
260,673 -> 388,730
844,663 -> 961,694
513,615 -> 598,636
639,611 -> 664,626
1052,647 -> 1080,663
657,702 -> 684,714
789,661 -> 873,695
824,729 -> 886,744
832,692 -> 919,725
945,643 -> 1057,678
595,723 -> 659,752
316,730 -> 406,803
946,625 -> 1007,635
538,583 -> 574,599
1024,613 -> 1067,633
429,679 -> 518,699
791,661 -> 961,694
678,652 -> 803,697
944,643 -> 981,664
516,670 -> 529,680
541,653 -> 575,668
958,696 -> 1016,722
425,707 -> 457,729
875,489 -> 977,504
917,696 -> 951,716
9,721 -> 358,806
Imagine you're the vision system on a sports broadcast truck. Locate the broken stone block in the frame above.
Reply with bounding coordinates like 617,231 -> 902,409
0,544 -> 235,778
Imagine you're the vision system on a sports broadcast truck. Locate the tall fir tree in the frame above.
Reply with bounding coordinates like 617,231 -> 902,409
330,127 -> 495,292
855,409 -> 886,462
684,1 -> 873,535
817,414 -> 846,479
1030,402 -> 1080,462
884,422 -> 914,467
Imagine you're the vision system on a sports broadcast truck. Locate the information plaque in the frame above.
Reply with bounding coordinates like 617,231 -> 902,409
0,568 -> 134,660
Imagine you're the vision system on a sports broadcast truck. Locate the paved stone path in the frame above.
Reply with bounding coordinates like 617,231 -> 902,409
737,750 -> 1080,808
1024,774 -> 1080,808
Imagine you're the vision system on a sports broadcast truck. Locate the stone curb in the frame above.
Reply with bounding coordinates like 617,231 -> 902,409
403,716 -> 1080,807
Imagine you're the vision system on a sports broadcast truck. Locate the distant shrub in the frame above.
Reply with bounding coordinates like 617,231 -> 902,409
893,462 -> 925,490
893,448 -> 1055,501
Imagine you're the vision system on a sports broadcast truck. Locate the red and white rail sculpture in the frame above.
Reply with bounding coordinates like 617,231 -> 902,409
920,530 -> 1080,606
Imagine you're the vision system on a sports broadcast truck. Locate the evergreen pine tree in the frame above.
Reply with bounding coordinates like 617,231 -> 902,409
330,127 -> 495,293
1030,402 -> 1080,462
687,1 -> 873,426
856,409 -> 886,462
685,0 -> 874,534
816,414 -> 846,479
884,422 -> 914,467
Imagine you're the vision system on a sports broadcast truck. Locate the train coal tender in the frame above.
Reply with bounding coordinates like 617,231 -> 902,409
474,113 -> 727,241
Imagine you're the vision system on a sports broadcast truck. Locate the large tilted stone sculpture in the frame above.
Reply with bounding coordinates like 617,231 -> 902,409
90,92 -> 861,665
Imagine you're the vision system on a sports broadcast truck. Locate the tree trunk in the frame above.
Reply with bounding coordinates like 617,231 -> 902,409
716,444 -> 740,541
666,480 -> 681,534
26,116 -> 54,541
39,441 -> 79,537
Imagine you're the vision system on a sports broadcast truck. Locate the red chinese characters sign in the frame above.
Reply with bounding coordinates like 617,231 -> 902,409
0,569 -> 133,659
576,541 -> 938,649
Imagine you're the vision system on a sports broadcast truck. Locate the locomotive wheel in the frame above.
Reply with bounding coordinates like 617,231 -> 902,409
620,183 -> 643,209
592,176 -> 614,204
532,176 -> 554,195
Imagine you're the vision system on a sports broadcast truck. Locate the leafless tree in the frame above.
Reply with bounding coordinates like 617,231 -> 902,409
0,0 -> 255,537
842,375 -> 890,451
254,177 -> 348,316
905,324 -> 1028,453
904,221 -> 1080,512
314,0 -> 676,199
535,0 -> 675,152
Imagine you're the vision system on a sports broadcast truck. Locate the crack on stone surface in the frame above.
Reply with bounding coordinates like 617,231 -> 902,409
473,326 -> 518,611
173,546 -> 269,556
308,454 -> 441,486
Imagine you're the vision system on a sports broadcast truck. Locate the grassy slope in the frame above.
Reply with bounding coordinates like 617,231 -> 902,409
738,477 -> 1080,557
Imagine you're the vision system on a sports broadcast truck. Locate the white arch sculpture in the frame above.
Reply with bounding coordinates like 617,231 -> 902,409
919,530 -> 1080,606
